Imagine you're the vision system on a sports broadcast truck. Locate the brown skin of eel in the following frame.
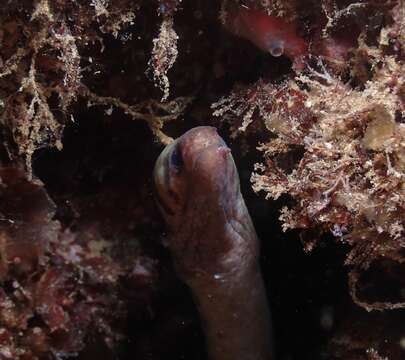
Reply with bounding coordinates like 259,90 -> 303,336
153,126 -> 272,360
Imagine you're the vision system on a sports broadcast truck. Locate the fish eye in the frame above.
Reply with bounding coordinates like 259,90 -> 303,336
268,39 -> 284,57
170,143 -> 183,170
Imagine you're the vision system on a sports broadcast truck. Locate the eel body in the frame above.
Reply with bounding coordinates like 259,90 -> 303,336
153,126 -> 272,360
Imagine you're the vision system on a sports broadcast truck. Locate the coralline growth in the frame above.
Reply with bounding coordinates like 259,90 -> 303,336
213,1 -> 405,314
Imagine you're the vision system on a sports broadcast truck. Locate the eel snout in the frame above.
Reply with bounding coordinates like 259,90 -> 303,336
154,126 -> 240,234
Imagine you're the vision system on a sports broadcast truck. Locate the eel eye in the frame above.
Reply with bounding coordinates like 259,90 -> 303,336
170,144 -> 183,171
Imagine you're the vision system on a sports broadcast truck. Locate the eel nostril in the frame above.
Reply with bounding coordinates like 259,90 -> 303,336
217,146 -> 231,159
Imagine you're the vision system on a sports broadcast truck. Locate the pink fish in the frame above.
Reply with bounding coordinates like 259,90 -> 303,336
225,8 -> 308,69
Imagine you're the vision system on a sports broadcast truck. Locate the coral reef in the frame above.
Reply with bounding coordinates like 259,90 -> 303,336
214,0 -> 405,312
0,0 -> 188,172
0,0 -> 404,359
213,0 -> 404,358
0,167 -> 132,358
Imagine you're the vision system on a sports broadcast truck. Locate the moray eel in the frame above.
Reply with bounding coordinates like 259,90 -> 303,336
154,126 -> 272,360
